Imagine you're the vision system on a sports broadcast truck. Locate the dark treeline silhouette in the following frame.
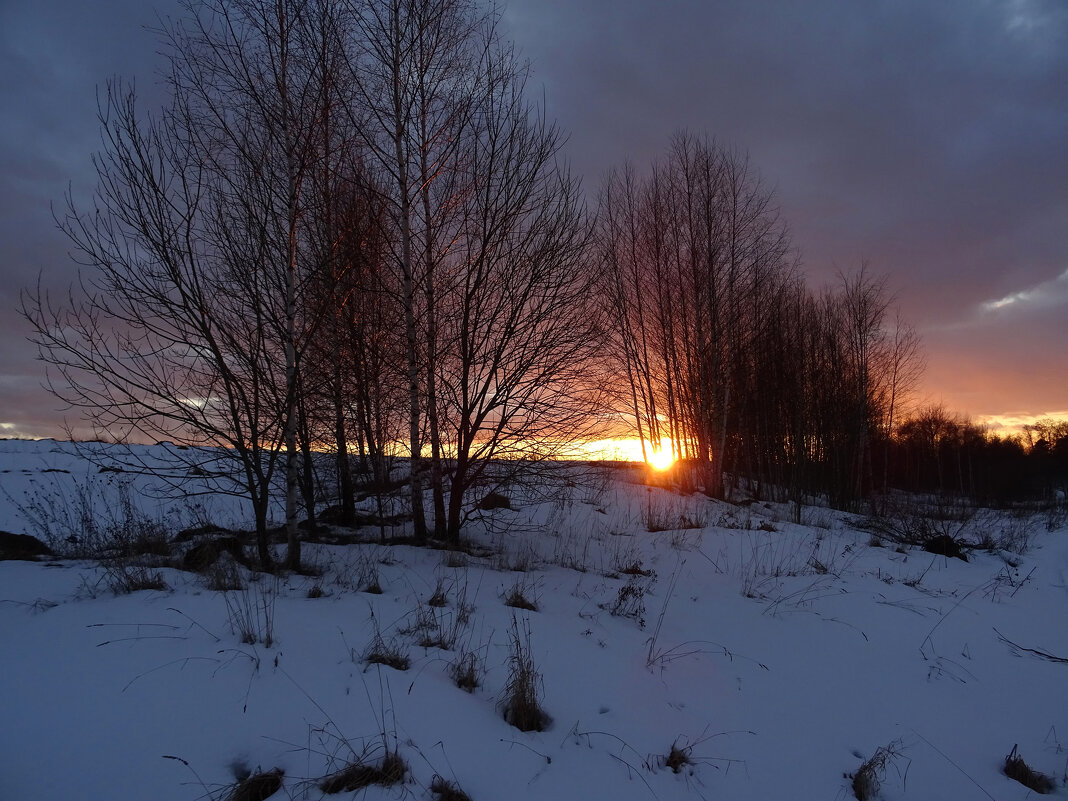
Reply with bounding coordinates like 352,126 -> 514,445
880,409 -> 1068,505
597,134 -> 927,516
597,134 -> 1067,514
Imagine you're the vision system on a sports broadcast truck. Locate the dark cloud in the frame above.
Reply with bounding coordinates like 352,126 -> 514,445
0,0 -> 180,437
502,0 -> 1068,420
2,0 -> 1065,436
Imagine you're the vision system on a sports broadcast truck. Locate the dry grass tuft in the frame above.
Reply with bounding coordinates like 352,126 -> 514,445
1004,744 -> 1055,794
103,561 -> 169,594
664,740 -> 692,774
202,554 -> 246,591
851,740 -> 906,801
430,775 -> 472,801
607,577 -> 648,627
363,630 -> 410,671
428,580 -> 448,607
320,750 -> 406,794
227,767 -> 283,801
503,580 -> 538,611
500,616 -> 549,732
450,649 -> 483,692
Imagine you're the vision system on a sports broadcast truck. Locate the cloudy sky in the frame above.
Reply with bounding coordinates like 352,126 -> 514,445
2,0 -> 1066,438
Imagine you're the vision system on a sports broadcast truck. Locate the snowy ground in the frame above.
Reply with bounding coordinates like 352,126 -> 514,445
1,439 -> 1066,800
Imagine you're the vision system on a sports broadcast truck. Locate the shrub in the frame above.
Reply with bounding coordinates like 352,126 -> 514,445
0,531 -> 53,561
992,515 -> 1036,555
202,553 -> 246,591
333,549 -> 385,594
617,559 -> 653,577
428,579 -> 448,607
12,473 -> 170,559
364,637 -> 410,671
478,491 -> 512,511
642,497 -> 705,533
443,550 -> 469,568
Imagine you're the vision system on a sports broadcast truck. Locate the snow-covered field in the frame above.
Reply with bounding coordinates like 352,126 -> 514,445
1,439 -> 1066,801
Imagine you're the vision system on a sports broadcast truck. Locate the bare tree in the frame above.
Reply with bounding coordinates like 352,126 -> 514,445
23,0 -> 356,568
434,34 -> 603,540
340,0 -> 483,540
598,134 -> 794,498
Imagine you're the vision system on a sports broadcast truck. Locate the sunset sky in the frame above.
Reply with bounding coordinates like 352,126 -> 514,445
2,0 -> 1065,439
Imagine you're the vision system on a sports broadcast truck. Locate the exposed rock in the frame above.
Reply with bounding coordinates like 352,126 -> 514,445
923,534 -> 968,562
0,531 -> 53,561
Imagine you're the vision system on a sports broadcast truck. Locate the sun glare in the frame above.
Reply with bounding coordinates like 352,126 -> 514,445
646,445 -> 675,471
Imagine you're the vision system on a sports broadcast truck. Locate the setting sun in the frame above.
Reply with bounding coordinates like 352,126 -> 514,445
647,448 -> 675,470
645,437 -> 676,470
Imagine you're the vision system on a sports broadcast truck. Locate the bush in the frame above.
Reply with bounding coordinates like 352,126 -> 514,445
402,602 -> 463,650
12,474 -> 170,560
0,531 -> 53,561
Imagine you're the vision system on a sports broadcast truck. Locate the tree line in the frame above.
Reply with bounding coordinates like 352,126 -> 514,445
597,134 -> 1065,514
597,134 -> 927,516
23,0 -> 1063,569
885,410 -> 1068,505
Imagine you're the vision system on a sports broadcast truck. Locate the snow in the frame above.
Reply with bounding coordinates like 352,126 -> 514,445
1,438 -> 1066,800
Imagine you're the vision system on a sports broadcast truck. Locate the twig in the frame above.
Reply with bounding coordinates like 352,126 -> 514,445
88,622 -> 181,629
162,754 -> 214,801
167,606 -> 221,642
911,729 -> 997,801
607,753 -> 659,800
566,724 -> 650,768
918,583 -> 982,658
95,635 -> 188,647
1010,566 -> 1037,598
646,556 -> 683,665
499,738 -> 551,764
994,628 -> 1068,663
122,656 -> 221,692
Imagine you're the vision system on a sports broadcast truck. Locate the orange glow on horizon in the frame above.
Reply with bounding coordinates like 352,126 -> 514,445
576,436 -> 677,465
646,445 -> 675,471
